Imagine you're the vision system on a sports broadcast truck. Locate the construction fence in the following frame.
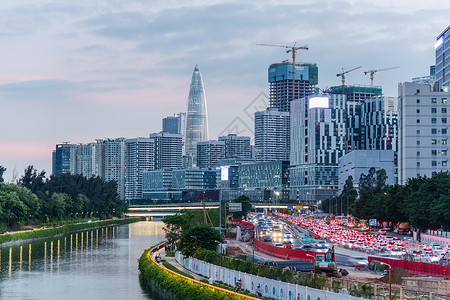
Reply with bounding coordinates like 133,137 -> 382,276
175,251 -> 362,300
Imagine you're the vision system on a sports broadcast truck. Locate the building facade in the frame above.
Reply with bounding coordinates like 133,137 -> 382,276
125,138 -> 155,201
436,24 -> 450,88
218,134 -> 251,159
338,150 -> 395,193
398,82 -> 450,184
150,132 -> 183,170
185,65 -> 209,162
268,62 -> 318,112
52,143 -> 77,176
254,107 -> 290,162
196,140 -> 225,168
103,138 -> 126,200
290,94 -> 347,203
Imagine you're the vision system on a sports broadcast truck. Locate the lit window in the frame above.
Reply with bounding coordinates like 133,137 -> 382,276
443,98 -> 447,104
443,150 -> 448,155
443,161 -> 448,166
432,98 -> 437,103
432,139 -> 437,144
443,140 -> 448,145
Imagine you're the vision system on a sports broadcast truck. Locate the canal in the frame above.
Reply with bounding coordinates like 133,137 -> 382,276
0,221 -> 165,299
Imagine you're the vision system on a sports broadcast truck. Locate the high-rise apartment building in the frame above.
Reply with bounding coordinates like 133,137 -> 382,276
254,107 -> 290,161
435,24 -> 450,88
125,138 -> 155,201
52,143 -> 77,176
150,132 -> 183,170
76,142 -> 98,178
218,134 -> 251,159
162,112 -> 186,136
268,62 -> 318,112
398,82 -> 450,184
290,94 -> 347,202
196,140 -> 225,168
103,138 -> 126,200
185,65 -> 208,162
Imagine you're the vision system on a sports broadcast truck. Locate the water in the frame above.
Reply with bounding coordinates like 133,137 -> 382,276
0,221 -> 165,300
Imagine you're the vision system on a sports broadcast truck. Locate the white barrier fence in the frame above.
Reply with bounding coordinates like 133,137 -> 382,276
175,252 -> 361,300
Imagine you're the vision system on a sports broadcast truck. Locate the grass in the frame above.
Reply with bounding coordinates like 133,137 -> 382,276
162,261 -> 195,279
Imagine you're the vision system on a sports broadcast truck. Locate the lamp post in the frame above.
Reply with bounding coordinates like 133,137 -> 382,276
215,240 -> 223,267
306,254 -> 316,288
191,236 -> 198,251
381,262 -> 392,300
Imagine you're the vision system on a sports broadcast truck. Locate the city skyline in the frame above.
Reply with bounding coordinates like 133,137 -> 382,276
1,1 -> 450,181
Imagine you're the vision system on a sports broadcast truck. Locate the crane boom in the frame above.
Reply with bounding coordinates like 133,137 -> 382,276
336,66 -> 362,94
364,66 -> 399,86
257,42 -> 309,102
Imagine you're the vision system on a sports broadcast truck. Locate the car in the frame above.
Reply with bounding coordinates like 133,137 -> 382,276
299,244 -> 316,251
284,232 -> 293,238
348,256 -> 369,267
274,243 -> 283,247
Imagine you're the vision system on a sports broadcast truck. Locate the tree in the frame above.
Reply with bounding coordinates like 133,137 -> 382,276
341,176 -> 357,215
18,166 -> 46,195
0,166 -> 6,183
232,195 -> 252,219
178,225 -> 223,257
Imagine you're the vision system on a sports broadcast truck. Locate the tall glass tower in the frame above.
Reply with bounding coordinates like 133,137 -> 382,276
185,65 -> 209,162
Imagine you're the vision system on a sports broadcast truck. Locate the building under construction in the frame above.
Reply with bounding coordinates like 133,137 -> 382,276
268,62 -> 318,112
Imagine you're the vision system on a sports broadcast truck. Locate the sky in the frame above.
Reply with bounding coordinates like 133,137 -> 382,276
0,0 -> 449,182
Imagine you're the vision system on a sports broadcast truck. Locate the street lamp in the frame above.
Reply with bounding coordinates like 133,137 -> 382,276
214,240 -> 223,267
381,262 -> 392,300
190,236 -> 198,251
306,254 -> 316,288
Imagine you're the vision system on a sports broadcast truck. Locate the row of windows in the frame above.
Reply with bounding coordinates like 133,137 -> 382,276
417,98 -> 448,104
431,150 -> 448,155
416,118 -> 448,123
422,128 -> 449,134
430,108 -> 448,113
431,139 -> 448,144
416,161 -> 448,167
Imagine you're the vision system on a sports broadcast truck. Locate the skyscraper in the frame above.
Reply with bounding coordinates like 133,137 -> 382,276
197,140 -> 225,168
436,24 -> 450,88
185,65 -> 208,162
125,138 -> 155,201
254,107 -> 290,161
52,143 -> 77,175
268,62 -> 318,112
150,132 -> 183,170
290,94 -> 347,202
103,138 -> 126,200
218,134 -> 251,159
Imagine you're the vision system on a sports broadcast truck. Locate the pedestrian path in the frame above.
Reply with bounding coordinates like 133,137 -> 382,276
155,248 -> 206,281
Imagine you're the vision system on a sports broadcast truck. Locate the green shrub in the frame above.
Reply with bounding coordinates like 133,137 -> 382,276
139,246 -> 242,300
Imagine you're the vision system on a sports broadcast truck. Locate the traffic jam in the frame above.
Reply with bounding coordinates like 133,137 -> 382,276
274,213 -> 450,265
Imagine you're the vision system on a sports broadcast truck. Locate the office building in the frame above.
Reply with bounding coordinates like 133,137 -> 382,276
52,143 -> 77,176
290,94 -> 347,203
254,107 -> 290,161
435,24 -> 450,88
150,132 -> 183,170
398,82 -> 450,184
196,140 -> 225,168
103,138 -> 126,200
338,150 -> 395,193
218,134 -> 251,159
125,138 -> 155,201
172,168 -> 217,191
268,62 -> 318,112
185,65 -> 209,162
329,85 -> 382,151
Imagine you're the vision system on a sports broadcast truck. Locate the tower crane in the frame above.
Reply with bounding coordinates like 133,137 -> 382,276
257,42 -> 309,101
336,66 -> 362,94
364,66 -> 400,86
